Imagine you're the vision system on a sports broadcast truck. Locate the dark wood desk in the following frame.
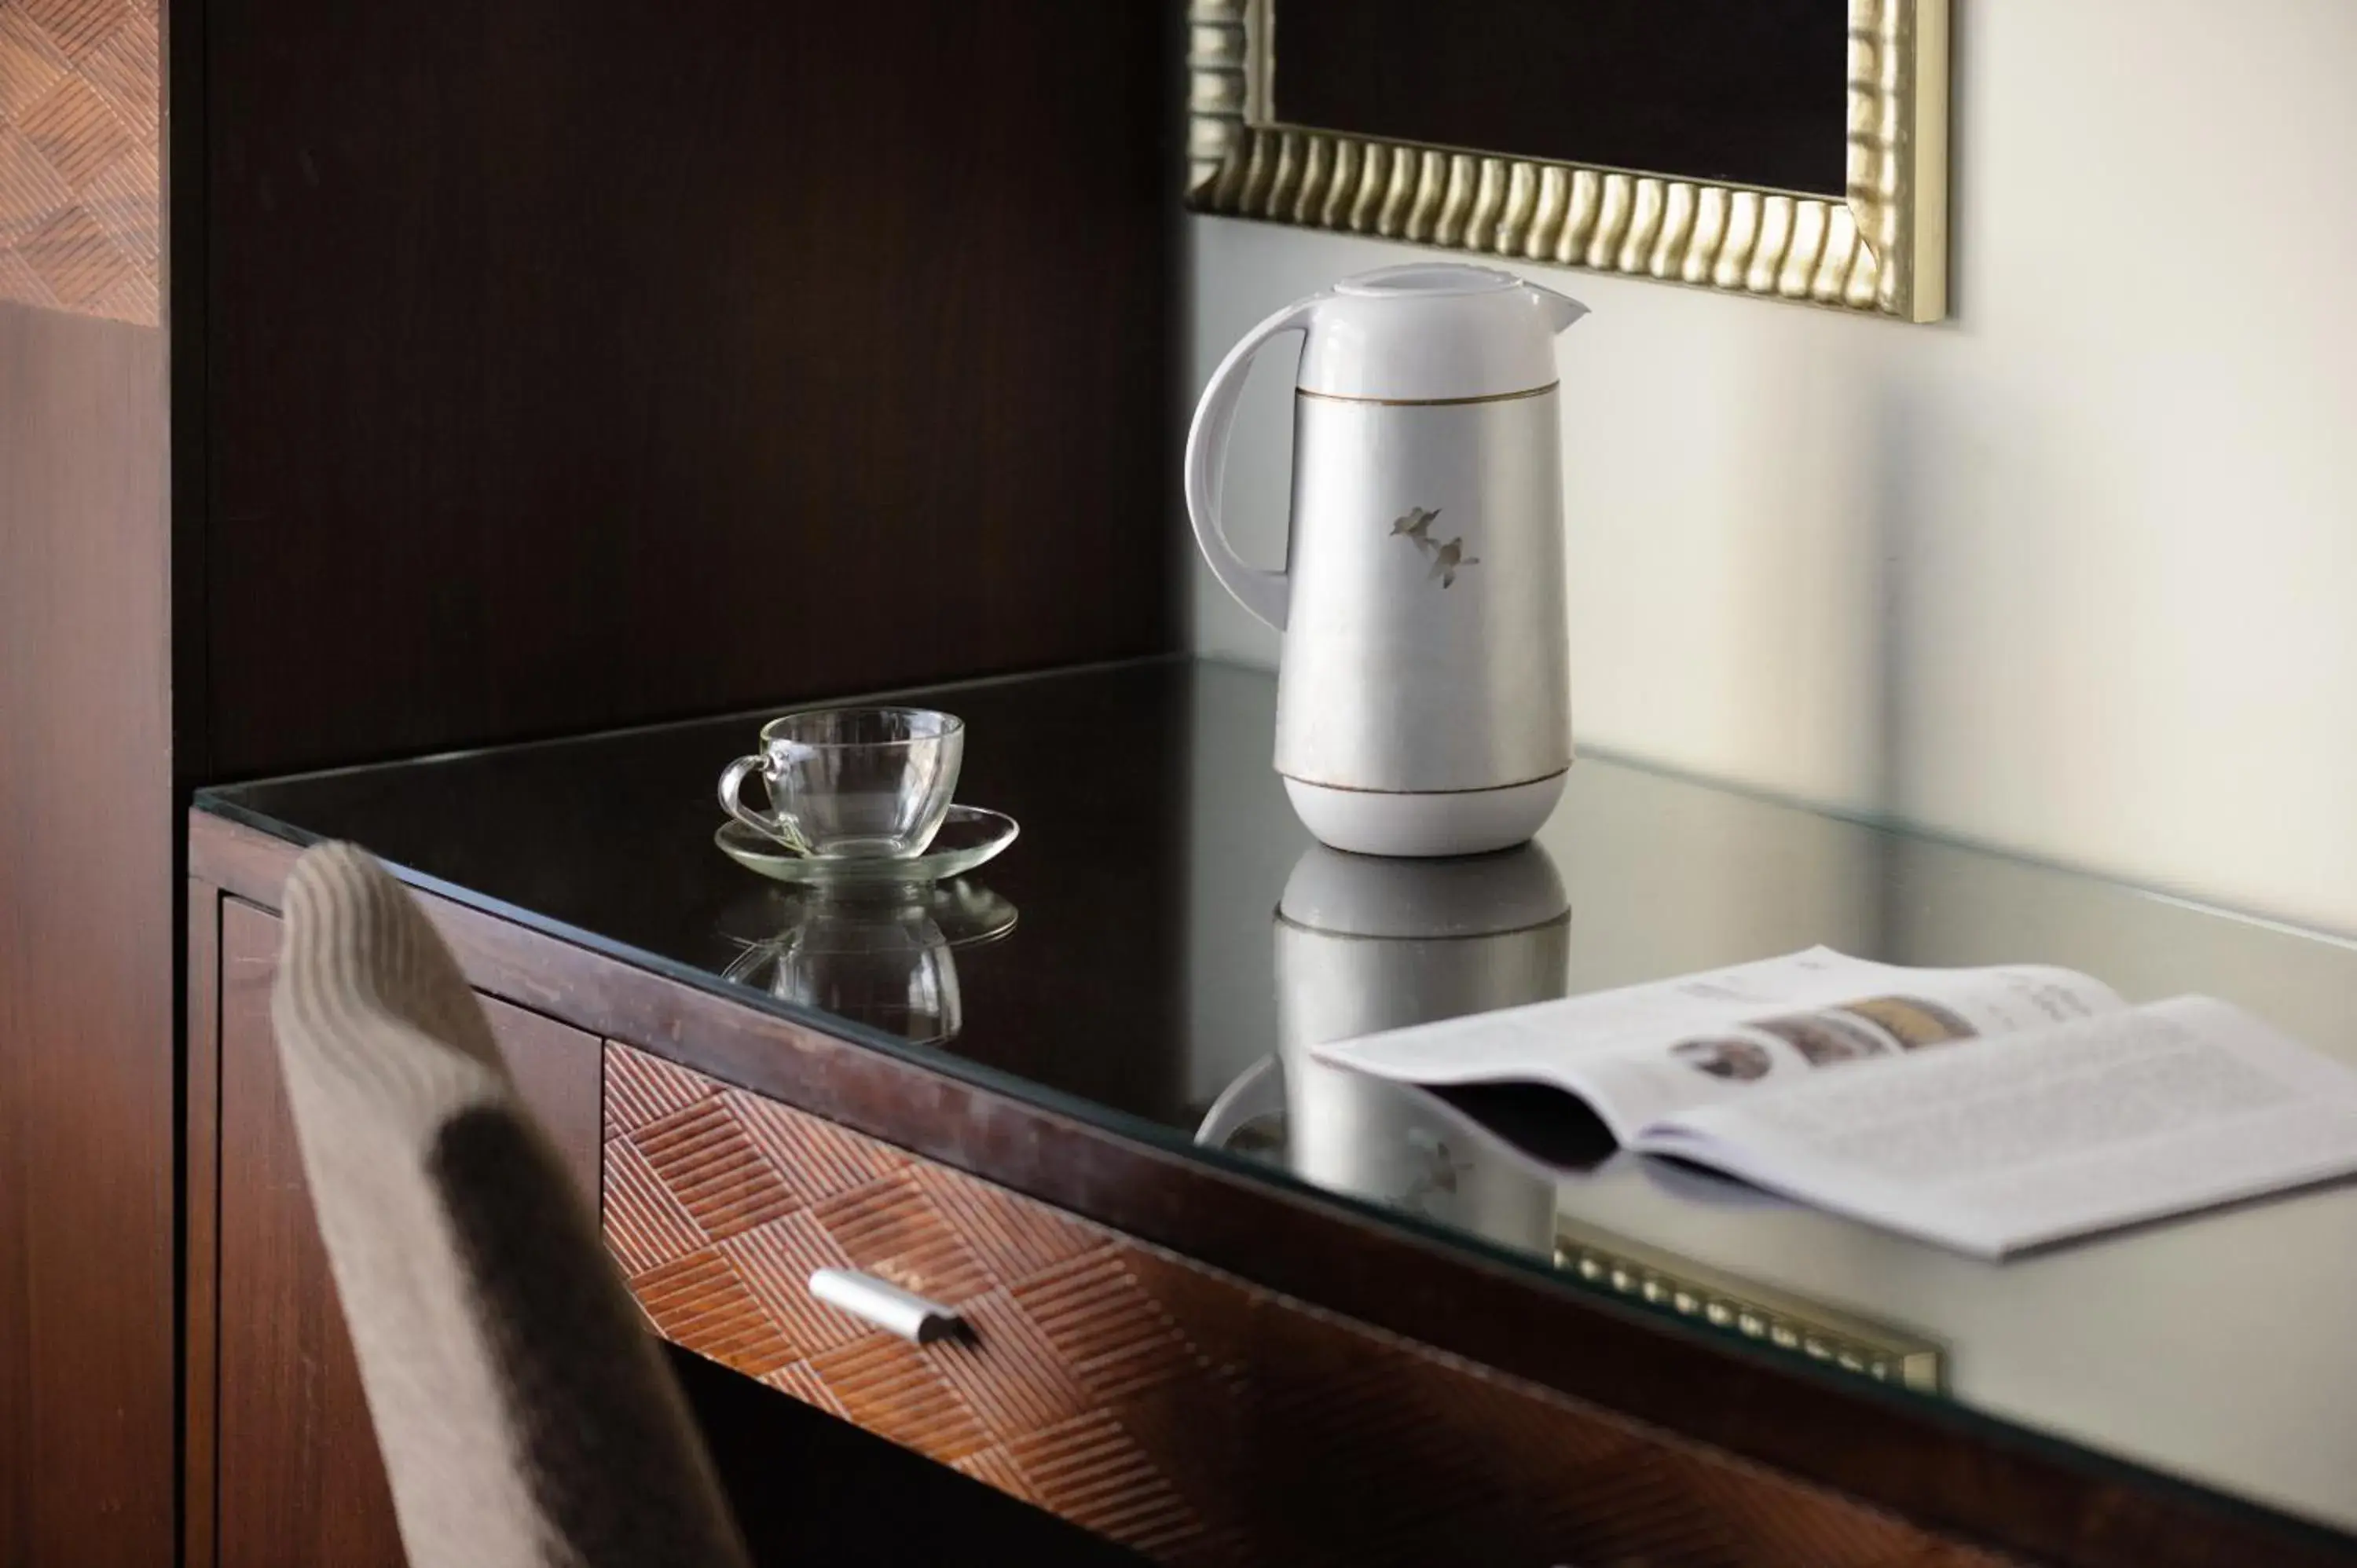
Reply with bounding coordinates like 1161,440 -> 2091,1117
187,658 -> 2357,1567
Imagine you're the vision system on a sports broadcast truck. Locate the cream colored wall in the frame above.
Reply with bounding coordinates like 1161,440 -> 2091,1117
1185,0 -> 2357,935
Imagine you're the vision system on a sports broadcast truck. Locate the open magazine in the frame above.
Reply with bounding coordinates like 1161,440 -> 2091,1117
1312,948 -> 2357,1258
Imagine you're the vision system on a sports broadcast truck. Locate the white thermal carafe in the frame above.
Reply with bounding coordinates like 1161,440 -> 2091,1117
1186,263 -> 1586,856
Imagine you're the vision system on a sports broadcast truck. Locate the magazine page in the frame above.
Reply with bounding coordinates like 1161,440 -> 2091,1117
1632,997 -> 2357,1258
1310,947 -> 2123,1143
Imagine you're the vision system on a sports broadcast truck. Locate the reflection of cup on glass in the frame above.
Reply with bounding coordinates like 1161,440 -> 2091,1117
718,706 -> 964,859
1200,844 -> 1572,1254
718,882 -> 1014,1046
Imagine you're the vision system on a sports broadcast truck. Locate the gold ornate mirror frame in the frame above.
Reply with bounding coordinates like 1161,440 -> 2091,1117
1185,0 -> 1948,323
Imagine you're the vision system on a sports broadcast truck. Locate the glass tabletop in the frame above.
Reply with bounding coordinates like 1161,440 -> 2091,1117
197,655 -> 2357,1540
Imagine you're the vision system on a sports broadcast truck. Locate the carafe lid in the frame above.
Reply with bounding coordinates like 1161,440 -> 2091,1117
1333,263 -> 1525,299
1297,263 -> 1584,402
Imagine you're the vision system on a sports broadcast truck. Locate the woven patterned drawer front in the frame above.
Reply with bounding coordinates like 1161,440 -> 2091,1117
603,1043 -> 2009,1568
0,0 -> 160,323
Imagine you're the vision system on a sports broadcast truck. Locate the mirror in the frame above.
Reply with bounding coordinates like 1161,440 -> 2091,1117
1185,0 -> 1948,321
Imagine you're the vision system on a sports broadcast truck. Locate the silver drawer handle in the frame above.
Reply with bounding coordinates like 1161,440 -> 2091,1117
808,1269 -> 964,1344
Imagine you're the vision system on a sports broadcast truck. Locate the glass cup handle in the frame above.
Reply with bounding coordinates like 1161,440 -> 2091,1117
719,755 -> 808,852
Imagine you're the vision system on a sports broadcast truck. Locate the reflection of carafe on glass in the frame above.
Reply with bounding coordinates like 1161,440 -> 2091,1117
1198,844 -> 1571,1253
717,883 -> 1017,1046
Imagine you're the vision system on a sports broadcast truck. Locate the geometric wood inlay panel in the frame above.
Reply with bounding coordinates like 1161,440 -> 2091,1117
603,1043 -> 2017,1568
0,0 -> 157,323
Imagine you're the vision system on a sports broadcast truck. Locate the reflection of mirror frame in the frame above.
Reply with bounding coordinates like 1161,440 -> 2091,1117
1185,0 -> 1948,323
1555,1218 -> 1947,1391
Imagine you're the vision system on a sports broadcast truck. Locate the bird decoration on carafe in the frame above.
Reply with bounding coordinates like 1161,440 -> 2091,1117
1388,507 -> 1480,588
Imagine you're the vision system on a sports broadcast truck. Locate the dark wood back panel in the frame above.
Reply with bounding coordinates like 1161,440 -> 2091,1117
0,298 -> 174,1568
200,0 -> 1181,776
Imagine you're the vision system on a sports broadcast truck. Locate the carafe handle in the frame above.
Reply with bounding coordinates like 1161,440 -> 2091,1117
1183,299 -> 1315,631
1193,1054 -> 1285,1150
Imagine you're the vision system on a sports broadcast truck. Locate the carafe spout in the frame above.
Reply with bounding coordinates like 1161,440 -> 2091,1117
1530,281 -> 1589,335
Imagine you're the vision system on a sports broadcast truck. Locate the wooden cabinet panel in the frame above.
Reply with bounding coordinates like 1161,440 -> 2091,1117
0,301 -> 175,1568
479,986 -> 607,1203
604,1042 -> 2010,1568
212,898 -> 602,1567
216,898 -> 401,1568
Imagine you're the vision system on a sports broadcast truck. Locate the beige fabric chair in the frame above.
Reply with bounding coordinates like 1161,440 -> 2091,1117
272,841 -> 753,1568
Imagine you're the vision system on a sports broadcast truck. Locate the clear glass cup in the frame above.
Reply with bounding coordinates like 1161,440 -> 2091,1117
718,706 -> 964,859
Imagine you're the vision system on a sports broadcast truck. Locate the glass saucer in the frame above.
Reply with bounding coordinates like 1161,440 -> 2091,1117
713,881 -> 1020,953
716,804 -> 1018,886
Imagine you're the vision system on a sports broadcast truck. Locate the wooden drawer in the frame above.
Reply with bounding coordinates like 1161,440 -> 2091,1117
602,1042 -> 2010,1568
